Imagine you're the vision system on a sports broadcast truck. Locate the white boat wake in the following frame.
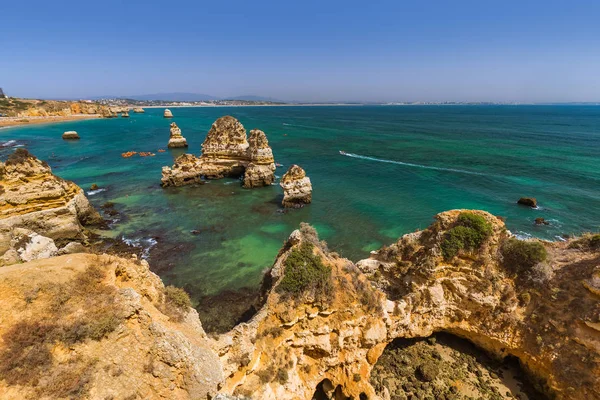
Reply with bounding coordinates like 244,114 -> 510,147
340,152 -> 490,177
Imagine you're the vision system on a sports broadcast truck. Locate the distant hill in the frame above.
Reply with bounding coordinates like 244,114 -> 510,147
87,93 -> 285,102
113,92 -> 219,101
223,95 -> 285,102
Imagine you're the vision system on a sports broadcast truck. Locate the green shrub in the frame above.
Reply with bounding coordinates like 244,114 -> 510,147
277,242 -> 332,300
501,238 -> 547,275
441,213 -> 492,260
568,233 -> 600,251
164,285 -> 192,309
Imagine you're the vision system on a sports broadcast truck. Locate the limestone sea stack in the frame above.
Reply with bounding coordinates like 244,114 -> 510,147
161,116 -> 276,187
121,111 -> 130,118
167,122 -> 188,148
164,108 -> 173,118
0,149 -> 102,266
280,164 -> 312,208
243,129 -> 276,188
133,107 -> 145,113
62,130 -> 80,140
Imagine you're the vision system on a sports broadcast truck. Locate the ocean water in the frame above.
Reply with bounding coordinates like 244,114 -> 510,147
1,105 -> 599,300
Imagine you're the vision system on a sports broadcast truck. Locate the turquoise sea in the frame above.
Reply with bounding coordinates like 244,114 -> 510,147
2,105 -> 599,301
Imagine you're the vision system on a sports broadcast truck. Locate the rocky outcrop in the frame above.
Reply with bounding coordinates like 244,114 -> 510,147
0,253 -> 223,400
280,165 -> 312,208
214,211 -> 600,400
0,149 -> 101,266
133,107 -> 145,113
167,122 -> 188,148
243,129 -> 276,188
62,130 -> 80,140
161,116 -> 276,188
518,197 -> 537,207
121,111 -> 130,118
164,109 -> 173,118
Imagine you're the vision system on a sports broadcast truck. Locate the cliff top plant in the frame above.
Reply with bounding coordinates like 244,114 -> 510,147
568,233 -> 600,251
162,285 -> 192,322
501,238 -> 548,276
277,242 -> 332,301
441,212 -> 493,261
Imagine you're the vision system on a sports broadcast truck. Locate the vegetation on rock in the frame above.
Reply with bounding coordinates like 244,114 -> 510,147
0,264 -> 124,398
277,242 -> 332,300
162,285 -> 192,322
441,212 -> 492,260
501,238 -> 548,275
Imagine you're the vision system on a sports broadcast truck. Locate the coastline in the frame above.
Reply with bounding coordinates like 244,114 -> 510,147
0,114 -> 101,129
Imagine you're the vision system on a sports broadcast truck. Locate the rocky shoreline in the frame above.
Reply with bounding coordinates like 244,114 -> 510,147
0,149 -> 598,399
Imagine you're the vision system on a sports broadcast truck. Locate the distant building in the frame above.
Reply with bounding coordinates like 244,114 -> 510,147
0,88 -> 6,98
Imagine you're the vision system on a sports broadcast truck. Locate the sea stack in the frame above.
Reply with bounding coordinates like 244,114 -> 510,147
167,122 -> 188,148
280,164 -> 312,208
517,197 -> 537,208
161,116 -> 276,187
121,111 -> 130,118
62,131 -> 80,140
133,107 -> 145,113
243,129 -> 276,188
164,109 -> 173,118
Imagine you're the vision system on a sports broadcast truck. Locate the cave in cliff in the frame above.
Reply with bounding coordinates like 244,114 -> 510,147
369,333 -> 547,400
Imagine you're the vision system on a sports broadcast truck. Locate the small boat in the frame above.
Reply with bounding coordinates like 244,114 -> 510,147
275,163 -> 283,167
339,150 -> 347,155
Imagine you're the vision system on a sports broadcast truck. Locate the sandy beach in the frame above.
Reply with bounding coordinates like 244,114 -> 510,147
0,114 -> 101,129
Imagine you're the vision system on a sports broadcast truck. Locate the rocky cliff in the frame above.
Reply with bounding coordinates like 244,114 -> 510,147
214,211 -> 599,400
0,253 -> 222,400
280,165 -> 312,207
167,122 -> 188,148
161,116 -> 276,188
0,149 -> 101,266
0,98 -> 111,118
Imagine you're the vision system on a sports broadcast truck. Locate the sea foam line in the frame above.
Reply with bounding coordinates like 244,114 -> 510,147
341,152 -> 490,177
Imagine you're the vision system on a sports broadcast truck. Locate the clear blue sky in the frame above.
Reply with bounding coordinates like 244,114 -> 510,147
2,0 -> 599,102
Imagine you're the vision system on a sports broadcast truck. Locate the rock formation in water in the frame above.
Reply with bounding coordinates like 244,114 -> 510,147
133,107 -> 145,113
121,111 -> 130,118
62,130 -> 80,140
164,109 -> 173,118
161,116 -> 276,188
0,149 -> 101,266
280,164 -> 312,208
243,129 -> 276,188
167,122 -> 188,148
214,212 -> 600,400
518,197 -> 537,207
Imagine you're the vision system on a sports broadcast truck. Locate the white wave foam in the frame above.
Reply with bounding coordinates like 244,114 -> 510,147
514,231 -> 533,240
341,152 -> 491,177
0,140 -> 17,148
87,188 -> 107,196
122,236 -> 157,259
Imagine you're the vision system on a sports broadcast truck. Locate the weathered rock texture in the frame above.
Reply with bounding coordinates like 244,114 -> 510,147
161,116 -> 276,188
62,130 -> 80,140
1,98 -> 111,118
167,122 -> 188,148
0,253 -> 223,400
0,149 -> 101,266
280,164 -> 312,208
214,211 -> 600,400
133,107 -> 145,113
164,109 -> 173,118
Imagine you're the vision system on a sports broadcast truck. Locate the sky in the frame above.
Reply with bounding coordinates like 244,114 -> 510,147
1,0 -> 600,102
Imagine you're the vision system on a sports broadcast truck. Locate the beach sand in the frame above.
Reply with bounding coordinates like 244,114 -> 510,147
0,114 -> 101,129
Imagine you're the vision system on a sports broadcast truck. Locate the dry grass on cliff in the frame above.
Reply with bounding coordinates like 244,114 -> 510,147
0,263 -> 125,398
160,285 -> 192,322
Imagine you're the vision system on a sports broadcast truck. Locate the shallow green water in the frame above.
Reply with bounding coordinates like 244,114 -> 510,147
2,105 -> 599,299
